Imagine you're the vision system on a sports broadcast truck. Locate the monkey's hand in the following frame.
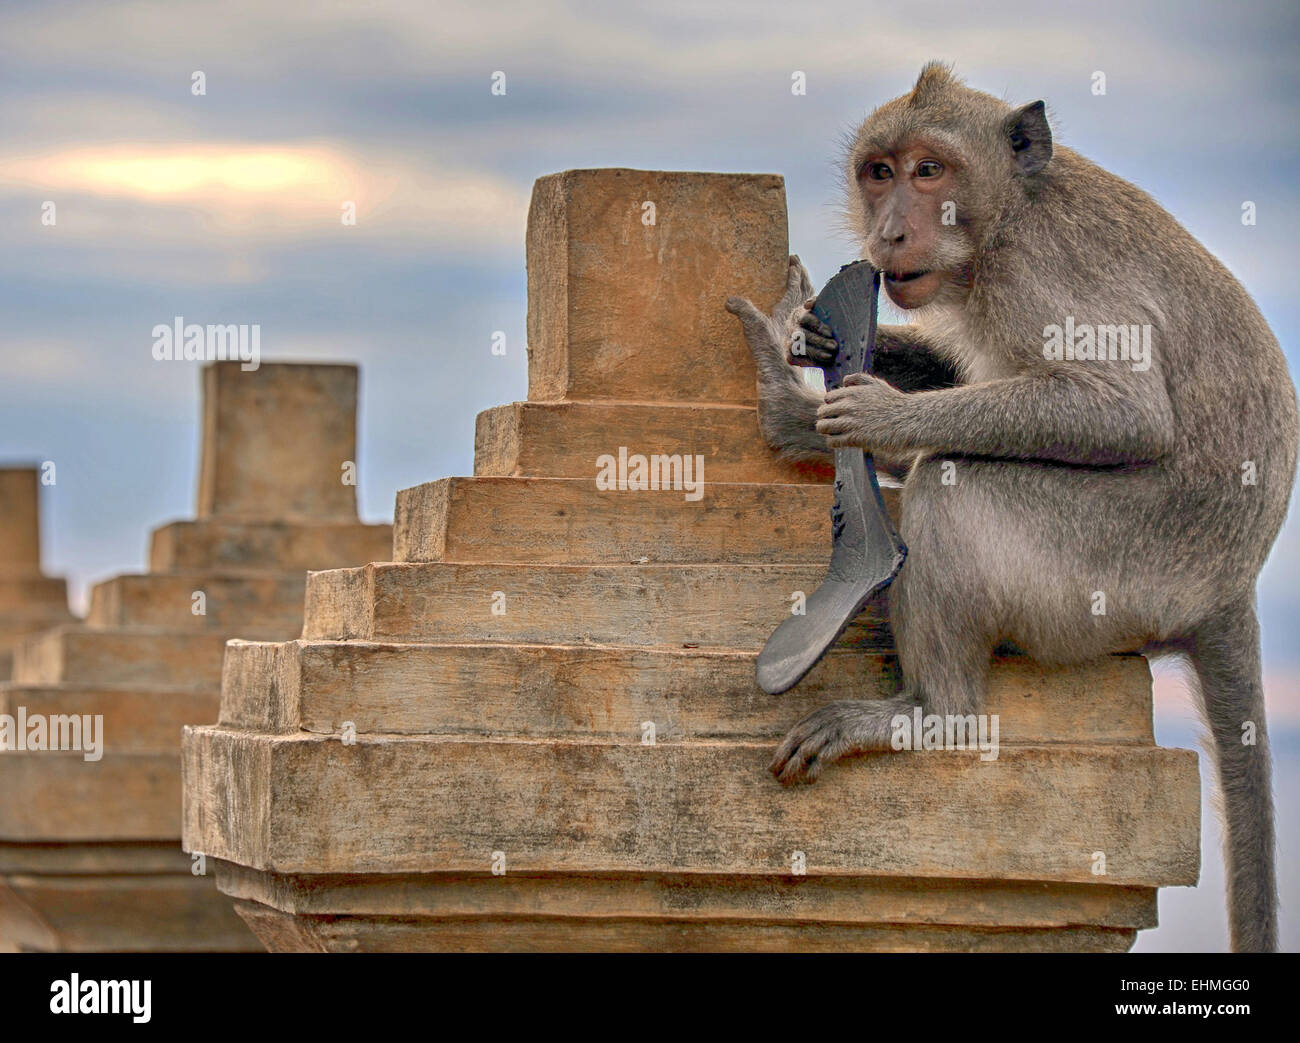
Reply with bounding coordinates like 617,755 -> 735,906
725,255 -> 832,462
815,372 -> 910,452
771,700 -> 896,784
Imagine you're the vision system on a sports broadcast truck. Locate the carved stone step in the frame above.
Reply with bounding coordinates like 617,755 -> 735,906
0,685 -> 209,842
0,843 -> 261,952
215,859 -> 1158,930
0,362 -> 395,954
474,401 -> 832,484
0,751 -> 179,841
1,683 -> 215,757
218,638 -> 1153,744
231,900 -> 1139,953
302,561 -> 891,648
150,519 -> 392,573
183,728 -> 1200,886
0,576 -> 71,614
393,477 -> 874,565
88,572 -> 308,630
11,626 -> 257,689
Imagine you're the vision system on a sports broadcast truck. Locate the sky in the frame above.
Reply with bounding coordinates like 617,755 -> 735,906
0,0 -> 1296,952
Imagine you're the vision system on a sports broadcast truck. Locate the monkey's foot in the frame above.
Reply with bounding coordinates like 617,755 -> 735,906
771,698 -> 910,785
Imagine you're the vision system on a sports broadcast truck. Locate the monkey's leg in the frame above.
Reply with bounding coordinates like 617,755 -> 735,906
770,466 -> 994,784
727,257 -> 832,464
1188,599 -> 1277,952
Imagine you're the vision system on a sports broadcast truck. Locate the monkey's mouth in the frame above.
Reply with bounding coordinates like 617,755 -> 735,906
885,269 -> 930,284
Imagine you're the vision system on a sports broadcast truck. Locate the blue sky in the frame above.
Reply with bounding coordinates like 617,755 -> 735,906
1,0 -> 1296,951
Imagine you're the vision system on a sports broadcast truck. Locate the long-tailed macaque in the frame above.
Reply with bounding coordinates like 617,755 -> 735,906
726,63 -> 1297,952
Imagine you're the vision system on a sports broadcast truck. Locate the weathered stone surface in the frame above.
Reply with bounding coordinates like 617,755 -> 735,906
474,401 -> 833,484
88,572 -> 307,630
181,171 -> 1200,953
526,169 -> 788,404
215,860 -> 1158,929
0,849 -> 261,952
198,362 -> 360,522
183,729 -> 1200,886
149,519 -> 391,573
301,561 -> 892,648
0,684 -> 215,752
0,469 -> 74,681
231,900 -> 1138,953
0,362 -> 392,953
0,576 -> 70,615
12,626 -> 241,689
0,469 -> 41,574
0,752 -> 180,840
392,477 -> 872,565
217,637 -> 1153,745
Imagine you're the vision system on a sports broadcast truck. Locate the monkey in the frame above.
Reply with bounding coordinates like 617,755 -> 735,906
725,63 -> 1297,953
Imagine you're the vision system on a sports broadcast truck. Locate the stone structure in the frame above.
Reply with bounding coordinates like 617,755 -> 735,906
183,170 -> 1201,952
0,363 -> 391,951
0,468 -> 73,680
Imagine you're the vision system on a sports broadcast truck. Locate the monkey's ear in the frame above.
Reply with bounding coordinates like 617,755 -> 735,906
1006,100 -> 1052,176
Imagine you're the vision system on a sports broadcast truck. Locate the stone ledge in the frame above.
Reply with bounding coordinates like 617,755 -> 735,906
183,727 -> 1200,886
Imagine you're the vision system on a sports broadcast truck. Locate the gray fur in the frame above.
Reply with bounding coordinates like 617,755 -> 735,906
728,63 -> 1297,952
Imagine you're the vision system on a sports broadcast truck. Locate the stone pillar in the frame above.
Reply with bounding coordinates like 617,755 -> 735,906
182,171 -> 1200,952
0,363 -> 392,952
0,468 -> 72,681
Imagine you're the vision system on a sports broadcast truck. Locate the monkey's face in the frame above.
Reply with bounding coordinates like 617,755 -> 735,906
854,141 -> 966,310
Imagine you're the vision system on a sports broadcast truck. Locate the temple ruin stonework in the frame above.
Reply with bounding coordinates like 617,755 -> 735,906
0,468 -> 73,681
180,169 -> 1201,952
0,363 -> 391,952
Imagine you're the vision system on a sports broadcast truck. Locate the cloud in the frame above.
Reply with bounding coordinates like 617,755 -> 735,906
0,140 -> 528,279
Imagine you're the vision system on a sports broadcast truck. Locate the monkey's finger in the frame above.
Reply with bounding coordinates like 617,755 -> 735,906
801,338 -> 837,359
775,256 -> 812,316
817,393 -> 857,413
791,345 -> 836,367
786,350 -> 825,369
770,728 -> 810,774
724,295 -> 765,328
815,412 -> 850,431
725,297 -> 777,348
823,433 -> 869,450
776,739 -> 823,786
816,421 -> 861,442
795,256 -> 815,301
798,311 -> 834,340
795,332 -> 837,358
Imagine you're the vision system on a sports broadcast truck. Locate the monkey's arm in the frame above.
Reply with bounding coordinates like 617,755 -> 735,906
872,325 -> 960,391
727,269 -> 921,476
820,370 -> 1175,466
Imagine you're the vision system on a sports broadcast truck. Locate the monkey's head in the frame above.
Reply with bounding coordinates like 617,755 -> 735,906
846,62 -> 1053,310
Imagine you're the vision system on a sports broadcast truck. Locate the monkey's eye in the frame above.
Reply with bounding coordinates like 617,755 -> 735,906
862,162 -> 892,181
916,160 -> 943,178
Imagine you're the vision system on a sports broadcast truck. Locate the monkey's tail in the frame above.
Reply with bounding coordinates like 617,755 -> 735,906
1187,597 -> 1278,952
